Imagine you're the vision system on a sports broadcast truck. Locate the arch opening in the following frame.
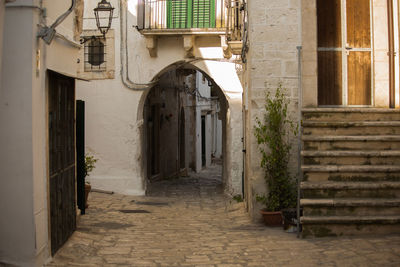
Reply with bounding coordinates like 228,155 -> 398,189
141,66 -> 230,194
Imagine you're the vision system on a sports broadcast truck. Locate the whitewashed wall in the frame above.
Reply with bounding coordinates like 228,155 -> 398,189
77,0 -> 243,196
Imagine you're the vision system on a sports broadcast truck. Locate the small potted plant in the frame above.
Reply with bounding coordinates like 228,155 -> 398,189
84,154 -> 98,208
254,84 -> 297,226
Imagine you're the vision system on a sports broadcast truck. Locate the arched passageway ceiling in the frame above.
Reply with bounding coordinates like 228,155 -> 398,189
137,60 -> 243,122
151,60 -> 243,101
192,60 -> 243,101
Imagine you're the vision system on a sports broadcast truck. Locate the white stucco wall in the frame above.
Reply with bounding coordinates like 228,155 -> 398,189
77,0 -> 243,196
0,5 -> 37,265
0,1 -> 80,265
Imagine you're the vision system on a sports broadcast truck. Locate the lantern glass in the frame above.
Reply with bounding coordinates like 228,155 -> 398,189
94,0 -> 114,36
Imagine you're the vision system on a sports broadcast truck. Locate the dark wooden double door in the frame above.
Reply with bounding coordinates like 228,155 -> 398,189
48,71 -> 76,255
318,0 -> 372,106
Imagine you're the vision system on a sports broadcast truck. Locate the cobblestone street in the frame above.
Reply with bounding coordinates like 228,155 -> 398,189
47,165 -> 400,267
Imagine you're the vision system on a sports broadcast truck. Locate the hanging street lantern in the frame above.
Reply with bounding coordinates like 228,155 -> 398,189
94,0 -> 114,36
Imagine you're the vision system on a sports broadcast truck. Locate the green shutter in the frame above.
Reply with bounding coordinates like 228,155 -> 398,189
167,0 -> 215,29
167,0 -> 192,29
192,0 -> 215,28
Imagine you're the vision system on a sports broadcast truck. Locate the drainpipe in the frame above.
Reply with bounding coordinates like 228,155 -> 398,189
119,0 -> 156,90
388,0 -> 395,108
296,45 -> 303,238
37,0 -> 76,44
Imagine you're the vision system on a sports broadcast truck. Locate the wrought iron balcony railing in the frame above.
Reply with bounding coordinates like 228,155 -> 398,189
137,0 -> 227,31
226,0 -> 244,41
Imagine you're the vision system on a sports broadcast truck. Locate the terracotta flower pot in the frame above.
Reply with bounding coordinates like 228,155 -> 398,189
84,183 -> 91,208
260,209 -> 283,227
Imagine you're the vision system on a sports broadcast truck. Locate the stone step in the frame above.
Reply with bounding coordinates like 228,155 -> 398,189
301,215 -> 400,224
301,181 -> 400,190
300,216 -> 400,237
302,165 -> 400,173
302,121 -> 400,136
303,136 -> 400,151
302,135 -> 400,142
300,109 -> 400,237
301,198 -> 400,216
302,150 -> 400,157
304,172 -> 400,182
302,150 -> 400,165
301,181 -> 400,198
301,198 -> 400,206
302,108 -> 400,122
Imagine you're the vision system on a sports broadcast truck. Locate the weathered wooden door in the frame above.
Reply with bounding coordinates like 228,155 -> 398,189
76,100 -> 86,215
317,0 -> 372,106
201,115 -> 206,166
179,107 -> 185,169
48,71 -> 76,255
148,104 -> 160,178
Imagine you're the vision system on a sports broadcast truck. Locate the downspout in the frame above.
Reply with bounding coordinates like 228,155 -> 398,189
37,0 -> 76,44
119,0 -> 156,90
296,0 -> 303,239
388,0 -> 395,108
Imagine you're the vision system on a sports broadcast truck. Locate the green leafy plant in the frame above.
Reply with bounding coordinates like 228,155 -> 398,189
84,154 -> 98,178
254,84 -> 297,211
232,194 -> 244,203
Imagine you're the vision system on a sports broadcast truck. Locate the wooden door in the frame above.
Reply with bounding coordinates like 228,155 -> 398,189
317,0 -> 372,106
346,0 -> 372,105
201,115 -> 206,166
48,71 -> 76,255
76,100 -> 86,214
179,107 -> 185,169
148,104 -> 160,177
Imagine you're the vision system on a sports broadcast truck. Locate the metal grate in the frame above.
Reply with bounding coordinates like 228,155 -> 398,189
84,37 -> 107,71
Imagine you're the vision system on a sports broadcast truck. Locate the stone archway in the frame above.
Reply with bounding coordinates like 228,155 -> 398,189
137,60 -> 243,196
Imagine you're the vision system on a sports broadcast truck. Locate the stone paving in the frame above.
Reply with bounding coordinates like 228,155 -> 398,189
47,165 -> 400,266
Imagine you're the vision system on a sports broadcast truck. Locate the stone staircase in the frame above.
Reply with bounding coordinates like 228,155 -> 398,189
300,108 -> 400,237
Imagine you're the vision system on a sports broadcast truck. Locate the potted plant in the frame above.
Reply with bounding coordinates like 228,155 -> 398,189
254,84 -> 297,227
84,154 -> 98,208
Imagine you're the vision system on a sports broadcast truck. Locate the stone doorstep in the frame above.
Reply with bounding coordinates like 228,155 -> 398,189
302,135 -> 400,141
300,181 -> 400,190
302,121 -> 400,127
301,165 -> 400,173
301,108 -> 400,123
302,108 -> 400,113
301,150 -> 400,157
300,198 -> 400,207
300,215 -> 400,224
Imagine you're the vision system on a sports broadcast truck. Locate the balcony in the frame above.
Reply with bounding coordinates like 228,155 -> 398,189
137,0 -> 245,58
138,0 -> 226,34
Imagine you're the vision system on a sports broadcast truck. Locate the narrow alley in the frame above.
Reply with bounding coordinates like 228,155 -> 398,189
46,165 -> 400,267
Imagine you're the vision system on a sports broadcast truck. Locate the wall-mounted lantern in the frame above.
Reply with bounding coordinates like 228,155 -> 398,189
81,0 -> 114,44
94,0 -> 114,36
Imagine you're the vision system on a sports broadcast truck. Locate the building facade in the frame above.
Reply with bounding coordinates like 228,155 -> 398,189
243,0 -> 400,236
76,0 -> 243,196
